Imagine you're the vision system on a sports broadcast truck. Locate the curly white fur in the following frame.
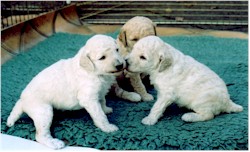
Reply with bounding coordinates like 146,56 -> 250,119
126,36 -> 243,125
7,35 -> 125,149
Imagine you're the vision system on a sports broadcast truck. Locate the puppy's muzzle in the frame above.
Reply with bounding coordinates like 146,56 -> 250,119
116,63 -> 124,71
124,59 -> 132,72
125,58 -> 129,67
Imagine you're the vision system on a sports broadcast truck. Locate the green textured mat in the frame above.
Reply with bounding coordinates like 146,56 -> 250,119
1,32 -> 248,150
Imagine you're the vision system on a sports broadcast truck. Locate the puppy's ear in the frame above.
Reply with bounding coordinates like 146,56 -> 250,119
80,52 -> 95,72
158,50 -> 172,72
153,23 -> 157,36
118,29 -> 127,47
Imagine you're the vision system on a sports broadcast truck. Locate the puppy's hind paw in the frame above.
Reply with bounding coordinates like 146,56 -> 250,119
6,119 -> 14,127
181,112 -> 214,122
141,116 -> 157,125
181,113 -> 197,122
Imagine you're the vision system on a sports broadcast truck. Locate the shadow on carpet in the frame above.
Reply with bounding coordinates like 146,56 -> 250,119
1,32 -> 248,150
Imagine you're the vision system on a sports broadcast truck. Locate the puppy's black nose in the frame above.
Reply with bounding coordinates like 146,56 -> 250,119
125,59 -> 129,66
116,64 -> 124,71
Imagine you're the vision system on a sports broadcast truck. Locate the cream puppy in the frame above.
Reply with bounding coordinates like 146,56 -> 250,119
7,35 -> 125,149
115,16 -> 157,102
126,36 -> 243,125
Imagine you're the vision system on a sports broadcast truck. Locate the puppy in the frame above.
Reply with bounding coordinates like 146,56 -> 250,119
115,16 -> 157,102
126,36 -> 243,125
7,35 -> 125,149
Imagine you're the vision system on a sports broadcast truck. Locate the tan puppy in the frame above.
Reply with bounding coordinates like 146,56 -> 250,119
116,16 -> 157,102
126,36 -> 243,125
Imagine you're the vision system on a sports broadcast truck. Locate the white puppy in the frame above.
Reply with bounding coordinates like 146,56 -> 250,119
126,36 -> 243,125
7,35 -> 125,149
115,16 -> 157,102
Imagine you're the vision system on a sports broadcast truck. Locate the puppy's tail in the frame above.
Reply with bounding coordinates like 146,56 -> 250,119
7,99 -> 23,127
225,99 -> 243,113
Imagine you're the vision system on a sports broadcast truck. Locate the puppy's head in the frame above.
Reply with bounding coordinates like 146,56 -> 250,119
79,35 -> 125,75
118,16 -> 157,55
126,36 -> 172,74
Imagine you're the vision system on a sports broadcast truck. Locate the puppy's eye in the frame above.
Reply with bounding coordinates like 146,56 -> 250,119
116,48 -> 119,52
99,56 -> 106,60
140,55 -> 146,60
132,38 -> 138,41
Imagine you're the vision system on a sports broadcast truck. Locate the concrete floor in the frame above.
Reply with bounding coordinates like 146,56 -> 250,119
57,24 -> 248,39
2,3 -> 248,65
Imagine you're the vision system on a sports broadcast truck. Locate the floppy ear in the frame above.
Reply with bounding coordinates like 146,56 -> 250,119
158,50 -> 172,72
118,29 -> 127,47
153,23 -> 157,36
80,52 -> 95,72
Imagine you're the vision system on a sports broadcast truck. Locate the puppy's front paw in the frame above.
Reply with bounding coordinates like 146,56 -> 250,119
103,106 -> 113,114
141,93 -> 154,102
100,124 -> 119,133
37,137 -> 65,150
128,92 -> 141,102
141,116 -> 157,125
48,138 -> 65,149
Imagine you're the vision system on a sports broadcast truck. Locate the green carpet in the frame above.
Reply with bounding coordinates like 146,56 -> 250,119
1,32 -> 248,150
